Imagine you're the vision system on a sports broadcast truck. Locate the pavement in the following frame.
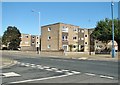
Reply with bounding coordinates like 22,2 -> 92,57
0,57 -> 17,69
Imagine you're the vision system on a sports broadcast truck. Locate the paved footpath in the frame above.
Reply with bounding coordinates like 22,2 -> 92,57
0,57 -> 17,69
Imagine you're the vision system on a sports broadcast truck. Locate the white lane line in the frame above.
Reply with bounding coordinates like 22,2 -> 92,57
100,75 -> 114,79
71,71 -> 81,74
25,65 -> 30,67
38,67 -> 44,69
61,69 -> 69,72
85,73 -> 96,76
65,72 -> 74,75
51,68 -> 58,71
36,65 -> 41,67
55,70 -> 63,73
45,69 -> 53,71
31,65 -> 36,68
43,66 -> 50,69
9,73 -> 74,84
31,64 -> 35,66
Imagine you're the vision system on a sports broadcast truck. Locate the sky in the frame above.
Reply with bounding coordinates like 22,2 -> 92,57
2,2 -> 118,36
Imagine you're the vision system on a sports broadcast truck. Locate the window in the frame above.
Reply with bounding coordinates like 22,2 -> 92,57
73,28 -> 77,31
73,36 -> 77,40
62,36 -> 68,41
25,42 -> 29,44
48,36 -> 51,40
37,37 -> 39,39
62,27 -> 68,32
25,35 -> 28,38
85,42 -> 87,44
81,30 -> 84,33
81,38 -> 84,40
85,35 -> 87,37
32,42 -> 35,44
32,37 -> 34,39
48,27 -> 51,31
73,45 -> 76,48
47,45 -> 51,48
37,42 -> 38,44
81,45 -> 84,48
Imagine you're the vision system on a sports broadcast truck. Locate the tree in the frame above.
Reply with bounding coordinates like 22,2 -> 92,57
91,18 -> 120,51
2,26 -> 21,50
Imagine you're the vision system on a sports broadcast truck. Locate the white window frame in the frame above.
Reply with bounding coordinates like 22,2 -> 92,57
81,38 -> 84,40
81,30 -> 84,33
85,42 -> 87,44
47,45 -> 51,48
48,27 -> 51,31
25,41 -> 29,44
48,36 -> 51,40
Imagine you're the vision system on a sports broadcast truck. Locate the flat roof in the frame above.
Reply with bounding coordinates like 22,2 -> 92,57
41,22 -> 80,27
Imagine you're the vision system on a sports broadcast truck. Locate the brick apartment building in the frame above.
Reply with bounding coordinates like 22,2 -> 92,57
20,33 -> 40,51
41,22 -> 94,52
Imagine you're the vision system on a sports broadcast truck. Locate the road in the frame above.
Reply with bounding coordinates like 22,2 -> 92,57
1,51 -> 119,84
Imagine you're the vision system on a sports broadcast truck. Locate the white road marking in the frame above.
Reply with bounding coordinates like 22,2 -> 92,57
17,62 -> 115,80
55,70 -> 63,73
37,66 -> 42,68
100,75 -> 114,79
85,73 -> 96,76
36,65 -> 41,67
25,65 -> 30,67
31,65 -> 36,68
61,69 -> 69,72
38,67 -> 44,69
2,72 -> 21,77
21,63 -> 25,66
71,71 -> 81,74
65,72 -> 74,75
51,68 -> 58,71
45,69 -> 53,71
10,73 -> 74,84
43,66 -> 50,69
31,64 -> 35,66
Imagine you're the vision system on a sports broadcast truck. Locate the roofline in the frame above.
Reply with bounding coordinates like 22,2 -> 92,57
41,22 -> 80,28
21,33 -> 39,36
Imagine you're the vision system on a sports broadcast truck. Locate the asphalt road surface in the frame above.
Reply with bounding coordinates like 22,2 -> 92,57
1,52 -> 119,84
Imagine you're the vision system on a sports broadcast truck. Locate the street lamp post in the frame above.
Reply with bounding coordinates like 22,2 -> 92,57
32,10 -> 40,54
111,1 -> 115,58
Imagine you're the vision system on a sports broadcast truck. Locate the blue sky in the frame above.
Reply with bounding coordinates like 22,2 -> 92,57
2,2 -> 118,35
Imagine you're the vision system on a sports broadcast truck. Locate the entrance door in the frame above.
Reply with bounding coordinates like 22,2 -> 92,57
63,45 -> 68,52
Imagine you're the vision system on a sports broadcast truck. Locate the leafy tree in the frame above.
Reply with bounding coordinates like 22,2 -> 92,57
91,18 -> 120,51
2,26 -> 21,50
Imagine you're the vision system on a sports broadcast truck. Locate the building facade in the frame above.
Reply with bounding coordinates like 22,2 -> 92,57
41,22 -> 94,52
20,34 -> 40,51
